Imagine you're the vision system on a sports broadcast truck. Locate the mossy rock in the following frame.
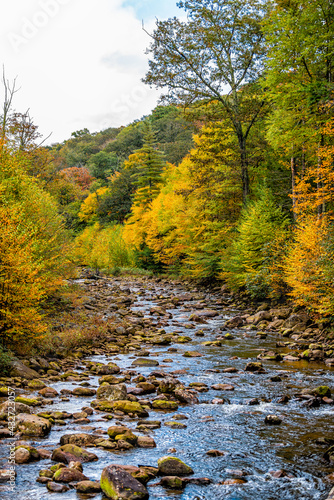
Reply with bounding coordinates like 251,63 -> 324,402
0,386 -> 10,397
72,387 -> 97,397
107,425 -> 129,439
99,375 -> 125,385
164,421 -> 187,429
131,358 -> 159,367
157,456 -> 193,476
28,379 -> 46,390
39,469 -> 54,478
175,336 -> 192,343
51,444 -> 98,464
15,396 -> 40,406
53,467 -> 89,483
14,445 -> 40,460
114,431 -> 137,445
15,413 -> 51,436
113,400 -> 149,417
160,476 -> 184,489
100,465 -> 149,499
311,386 -> 331,397
152,400 -> 179,411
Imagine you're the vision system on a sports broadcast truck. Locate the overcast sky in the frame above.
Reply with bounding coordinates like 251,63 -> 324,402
0,0 -> 183,145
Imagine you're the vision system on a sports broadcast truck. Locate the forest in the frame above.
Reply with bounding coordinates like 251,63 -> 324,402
1,0 -> 334,359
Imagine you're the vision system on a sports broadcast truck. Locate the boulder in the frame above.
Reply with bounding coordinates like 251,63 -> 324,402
51,444 -> 98,464
95,363 -> 120,375
100,465 -> 149,499
265,415 -> 282,425
15,414 -> 51,436
10,359 -> 40,380
160,476 -> 184,489
38,387 -> 59,397
76,480 -> 101,493
14,448 -> 31,464
174,387 -> 199,404
244,362 -> 264,372
157,456 -> 194,476
59,433 -> 97,447
211,384 -> 235,391
53,467 -> 89,483
158,378 -> 179,394
224,316 -> 244,328
72,387 -> 97,396
131,358 -> 159,367
0,400 -> 32,420
97,383 -> 128,401
137,436 -> 156,448
46,481 -> 70,493
152,400 -> 178,411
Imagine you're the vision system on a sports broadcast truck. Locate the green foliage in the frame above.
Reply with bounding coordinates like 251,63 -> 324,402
0,346 -> 14,375
96,170 -> 134,224
131,120 -> 166,206
87,151 -> 118,181
221,187 -> 290,298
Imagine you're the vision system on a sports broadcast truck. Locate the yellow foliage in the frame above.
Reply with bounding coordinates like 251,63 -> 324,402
78,187 -> 108,222
0,145 -> 73,348
74,223 -> 135,271
123,122 -> 241,277
285,215 -> 334,315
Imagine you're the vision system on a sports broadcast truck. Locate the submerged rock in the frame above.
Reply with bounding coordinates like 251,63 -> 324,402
160,476 -> 184,489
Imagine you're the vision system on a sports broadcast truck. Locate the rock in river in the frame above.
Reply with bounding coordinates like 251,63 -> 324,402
97,383 -> 128,401
101,465 -> 149,499
52,444 -> 98,464
158,456 -> 194,476
15,414 -> 51,437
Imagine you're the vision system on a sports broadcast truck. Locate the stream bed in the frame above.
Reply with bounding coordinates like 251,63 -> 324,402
0,277 -> 334,499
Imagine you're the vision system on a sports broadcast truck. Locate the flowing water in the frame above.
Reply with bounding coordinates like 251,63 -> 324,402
0,278 -> 333,499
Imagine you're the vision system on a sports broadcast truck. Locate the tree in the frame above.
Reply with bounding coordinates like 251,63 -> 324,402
143,0 -> 267,203
263,0 -> 334,219
96,170 -> 134,224
130,120 -> 166,206
87,151 -> 118,181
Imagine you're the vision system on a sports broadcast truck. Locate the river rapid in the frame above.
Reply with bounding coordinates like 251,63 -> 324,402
0,276 -> 334,499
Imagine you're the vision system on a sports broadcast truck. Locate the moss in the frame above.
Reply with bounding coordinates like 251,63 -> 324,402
15,396 -> 39,406
152,400 -> 178,411
100,474 -> 118,499
312,386 -> 331,397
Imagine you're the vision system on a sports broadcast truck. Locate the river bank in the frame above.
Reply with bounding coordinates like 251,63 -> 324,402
0,273 -> 333,499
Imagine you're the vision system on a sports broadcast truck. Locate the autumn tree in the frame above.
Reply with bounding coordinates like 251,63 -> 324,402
143,0 -> 267,204
263,0 -> 334,219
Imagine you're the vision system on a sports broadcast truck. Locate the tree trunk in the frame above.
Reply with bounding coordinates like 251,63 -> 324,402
237,133 -> 250,206
291,156 -> 297,221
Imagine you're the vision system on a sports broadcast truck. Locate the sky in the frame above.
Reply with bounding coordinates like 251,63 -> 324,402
0,0 -> 183,144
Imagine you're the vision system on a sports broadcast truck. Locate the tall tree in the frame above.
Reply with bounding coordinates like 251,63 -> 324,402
263,0 -> 334,219
143,0 -> 267,204
130,120 -> 166,206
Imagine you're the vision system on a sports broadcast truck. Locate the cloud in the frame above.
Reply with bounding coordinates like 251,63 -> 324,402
0,0 -> 174,144
101,52 -> 147,73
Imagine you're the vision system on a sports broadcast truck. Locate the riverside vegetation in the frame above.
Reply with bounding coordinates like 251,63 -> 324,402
1,0 -> 334,498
